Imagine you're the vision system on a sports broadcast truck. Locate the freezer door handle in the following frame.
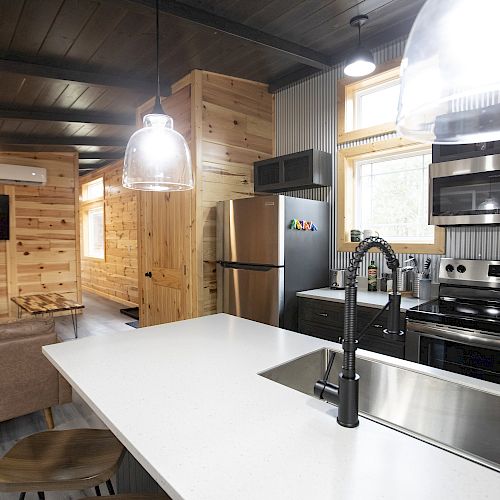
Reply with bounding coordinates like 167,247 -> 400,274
218,261 -> 277,271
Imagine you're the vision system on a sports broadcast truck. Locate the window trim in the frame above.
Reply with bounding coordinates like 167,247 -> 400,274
81,177 -> 104,202
337,59 -> 401,144
81,177 -> 105,261
337,139 -> 445,254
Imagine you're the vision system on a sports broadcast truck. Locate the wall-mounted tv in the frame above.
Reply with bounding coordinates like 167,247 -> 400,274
0,195 -> 10,240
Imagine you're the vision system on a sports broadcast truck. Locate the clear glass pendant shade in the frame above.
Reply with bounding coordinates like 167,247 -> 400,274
123,113 -> 194,191
397,0 -> 500,144
478,197 -> 500,210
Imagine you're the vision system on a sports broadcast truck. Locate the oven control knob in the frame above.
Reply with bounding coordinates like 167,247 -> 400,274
445,264 -> 454,272
457,265 -> 466,273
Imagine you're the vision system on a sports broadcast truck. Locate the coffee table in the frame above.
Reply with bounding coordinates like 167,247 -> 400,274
11,293 -> 84,338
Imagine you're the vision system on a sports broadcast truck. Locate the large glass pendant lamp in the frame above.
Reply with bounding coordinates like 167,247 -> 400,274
397,0 -> 500,144
478,176 -> 500,210
344,15 -> 376,78
123,0 -> 194,191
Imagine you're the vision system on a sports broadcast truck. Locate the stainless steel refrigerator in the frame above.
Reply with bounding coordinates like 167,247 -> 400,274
216,195 -> 329,331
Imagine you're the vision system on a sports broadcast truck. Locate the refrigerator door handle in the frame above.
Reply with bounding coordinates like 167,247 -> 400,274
218,261 -> 280,271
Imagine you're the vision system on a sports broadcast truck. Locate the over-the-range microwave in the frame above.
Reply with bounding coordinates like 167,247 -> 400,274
429,154 -> 500,225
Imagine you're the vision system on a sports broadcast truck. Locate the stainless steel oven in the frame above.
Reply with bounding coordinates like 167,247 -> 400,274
429,154 -> 500,225
405,259 -> 500,384
406,320 -> 500,383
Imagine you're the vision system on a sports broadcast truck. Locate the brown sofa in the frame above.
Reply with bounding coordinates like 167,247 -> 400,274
0,317 -> 72,428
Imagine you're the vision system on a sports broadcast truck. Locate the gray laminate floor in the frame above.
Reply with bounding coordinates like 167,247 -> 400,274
56,291 -> 138,341
0,291 -> 137,499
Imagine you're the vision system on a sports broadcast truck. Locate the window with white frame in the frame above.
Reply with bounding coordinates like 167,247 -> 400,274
85,206 -> 104,258
82,177 -> 104,201
355,150 -> 433,243
338,60 -> 444,253
81,177 -> 104,259
354,79 -> 401,130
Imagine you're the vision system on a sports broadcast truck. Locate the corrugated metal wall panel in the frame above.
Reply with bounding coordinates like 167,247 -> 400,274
275,36 -> 500,277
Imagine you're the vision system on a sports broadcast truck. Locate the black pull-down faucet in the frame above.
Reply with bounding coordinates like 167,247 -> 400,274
314,236 -> 404,427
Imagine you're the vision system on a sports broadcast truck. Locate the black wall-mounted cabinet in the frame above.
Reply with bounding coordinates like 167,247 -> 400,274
254,149 -> 332,193
298,297 -> 406,359
432,141 -> 500,163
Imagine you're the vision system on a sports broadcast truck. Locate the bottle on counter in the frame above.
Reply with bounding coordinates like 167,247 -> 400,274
368,260 -> 378,291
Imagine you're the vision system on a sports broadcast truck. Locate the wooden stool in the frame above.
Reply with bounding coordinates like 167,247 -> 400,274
0,429 -> 124,498
81,496 -> 171,499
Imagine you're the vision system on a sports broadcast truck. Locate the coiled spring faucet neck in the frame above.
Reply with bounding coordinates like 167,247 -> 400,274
317,237 -> 403,428
346,237 -> 400,287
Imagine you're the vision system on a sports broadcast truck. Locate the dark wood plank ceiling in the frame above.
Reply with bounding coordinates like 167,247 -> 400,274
0,0 -> 424,173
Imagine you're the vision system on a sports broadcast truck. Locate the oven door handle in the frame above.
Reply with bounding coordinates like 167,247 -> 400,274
407,321 -> 500,350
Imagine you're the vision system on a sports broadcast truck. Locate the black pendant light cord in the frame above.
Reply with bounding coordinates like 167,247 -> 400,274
153,0 -> 164,114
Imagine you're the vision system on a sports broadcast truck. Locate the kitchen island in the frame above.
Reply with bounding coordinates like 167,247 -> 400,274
43,314 -> 500,500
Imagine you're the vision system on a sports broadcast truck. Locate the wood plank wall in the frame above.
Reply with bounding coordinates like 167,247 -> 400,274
135,70 -> 273,325
80,161 -> 138,306
0,151 -> 80,318
200,72 -> 274,314
136,85 -> 195,326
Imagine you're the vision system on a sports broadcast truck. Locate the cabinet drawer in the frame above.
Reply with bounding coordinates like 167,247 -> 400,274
298,319 -> 343,343
359,332 -> 405,359
298,297 -> 406,359
298,298 -> 343,327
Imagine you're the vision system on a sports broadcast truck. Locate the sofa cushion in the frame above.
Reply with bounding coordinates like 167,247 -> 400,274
0,317 -> 54,341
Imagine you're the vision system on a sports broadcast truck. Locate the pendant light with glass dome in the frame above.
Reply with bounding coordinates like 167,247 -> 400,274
478,176 -> 500,211
344,15 -> 376,78
397,0 -> 500,144
123,0 -> 194,191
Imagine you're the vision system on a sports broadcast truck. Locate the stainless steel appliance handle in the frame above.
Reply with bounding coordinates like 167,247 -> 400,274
218,262 -> 276,271
407,320 -> 500,350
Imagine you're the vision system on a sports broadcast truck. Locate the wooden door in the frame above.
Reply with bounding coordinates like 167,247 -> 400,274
138,85 -> 197,326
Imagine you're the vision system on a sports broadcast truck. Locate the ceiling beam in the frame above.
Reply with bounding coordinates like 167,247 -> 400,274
0,57 -> 167,93
124,0 -> 331,70
79,161 -> 112,172
0,107 -> 135,126
268,66 -> 322,93
267,21 -> 415,93
0,135 -> 127,147
78,151 -> 125,160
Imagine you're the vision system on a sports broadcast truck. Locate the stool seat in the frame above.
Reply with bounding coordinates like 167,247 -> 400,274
81,496 -> 170,500
0,429 -> 124,492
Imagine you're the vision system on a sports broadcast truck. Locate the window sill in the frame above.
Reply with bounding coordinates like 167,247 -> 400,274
82,256 -> 105,262
338,123 -> 395,145
337,237 -> 445,255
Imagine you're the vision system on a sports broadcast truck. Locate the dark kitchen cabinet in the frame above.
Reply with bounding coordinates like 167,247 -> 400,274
432,141 -> 500,163
298,297 -> 406,359
254,149 -> 332,193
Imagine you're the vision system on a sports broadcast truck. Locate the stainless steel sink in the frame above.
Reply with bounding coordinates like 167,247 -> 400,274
260,348 -> 500,471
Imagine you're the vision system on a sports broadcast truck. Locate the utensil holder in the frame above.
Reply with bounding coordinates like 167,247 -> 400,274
418,278 -> 432,301
413,272 -> 423,297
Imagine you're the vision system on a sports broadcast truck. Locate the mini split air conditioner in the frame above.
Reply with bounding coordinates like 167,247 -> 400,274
0,164 -> 47,185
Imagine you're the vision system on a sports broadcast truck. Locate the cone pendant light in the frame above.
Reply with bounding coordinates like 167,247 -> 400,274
123,0 -> 194,191
344,15 -> 376,78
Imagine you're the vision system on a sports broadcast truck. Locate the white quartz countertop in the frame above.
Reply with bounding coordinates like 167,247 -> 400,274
43,314 -> 500,500
297,287 -> 427,311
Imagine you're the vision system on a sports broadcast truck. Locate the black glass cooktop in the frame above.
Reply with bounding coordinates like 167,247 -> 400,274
407,297 -> 500,334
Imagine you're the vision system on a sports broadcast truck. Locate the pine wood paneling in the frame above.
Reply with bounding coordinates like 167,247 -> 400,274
137,86 -> 196,327
200,71 -> 273,314
136,70 -> 273,326
80,161 -> 138,306
0,151 -> 80,319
